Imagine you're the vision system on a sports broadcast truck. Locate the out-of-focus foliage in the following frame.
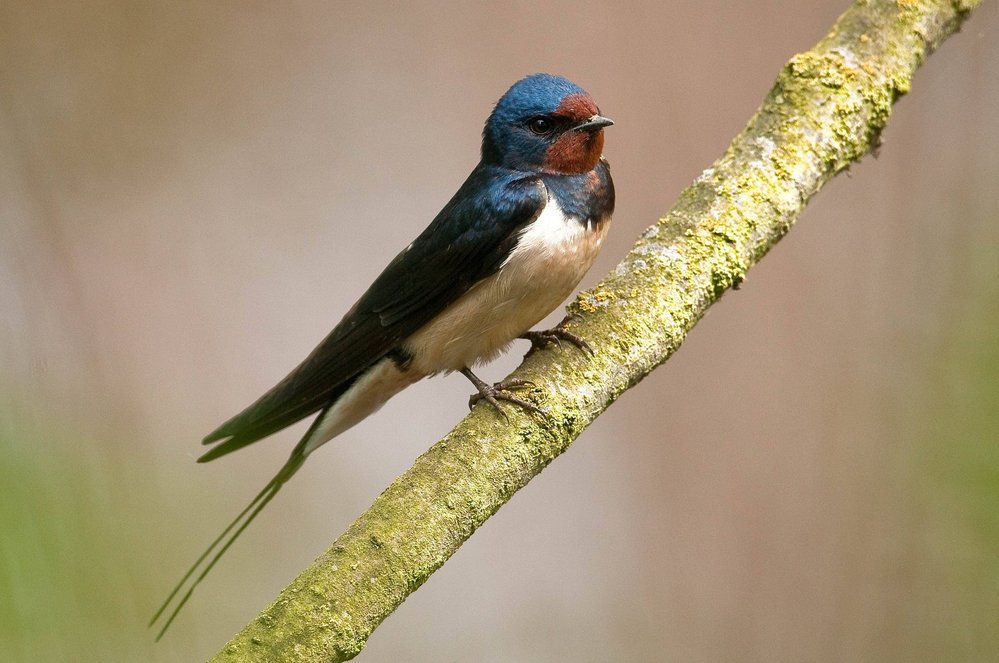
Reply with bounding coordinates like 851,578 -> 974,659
913,231 -> 999,659
0,423 -> 150,662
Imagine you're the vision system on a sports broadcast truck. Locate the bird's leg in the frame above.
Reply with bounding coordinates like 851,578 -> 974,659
460,367 -> 544,420
519,313 -> 594,359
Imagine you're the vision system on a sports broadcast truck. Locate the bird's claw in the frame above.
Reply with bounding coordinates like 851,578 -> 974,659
467,378 -> 543,421
519,315 -> 593,359
460,369 -> 546,420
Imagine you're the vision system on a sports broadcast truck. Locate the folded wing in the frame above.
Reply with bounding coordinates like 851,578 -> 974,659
199,167 -> 546,461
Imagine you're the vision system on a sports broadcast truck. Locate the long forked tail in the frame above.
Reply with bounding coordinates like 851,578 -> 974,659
150,431 -> 316,640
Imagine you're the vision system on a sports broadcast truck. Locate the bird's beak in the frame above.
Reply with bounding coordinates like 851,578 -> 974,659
574,114 -> 614,133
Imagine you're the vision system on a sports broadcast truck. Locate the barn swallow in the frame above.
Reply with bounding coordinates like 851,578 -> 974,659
152,73 -> 614,637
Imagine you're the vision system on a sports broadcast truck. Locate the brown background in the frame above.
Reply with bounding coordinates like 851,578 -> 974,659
2,1 -> 997,661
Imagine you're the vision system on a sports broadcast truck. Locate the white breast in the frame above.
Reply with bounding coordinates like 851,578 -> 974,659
404,196 -> 610,374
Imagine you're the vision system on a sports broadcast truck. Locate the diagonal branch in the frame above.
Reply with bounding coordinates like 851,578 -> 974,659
209,1 -> 981,660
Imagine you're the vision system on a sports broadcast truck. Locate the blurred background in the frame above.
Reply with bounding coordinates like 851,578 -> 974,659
2,1 -> 997,661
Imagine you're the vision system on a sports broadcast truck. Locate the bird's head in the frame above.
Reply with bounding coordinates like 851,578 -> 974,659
482,73 -> 613,175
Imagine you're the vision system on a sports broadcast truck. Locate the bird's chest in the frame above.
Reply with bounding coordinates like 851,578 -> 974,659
495,199 -> 609,319
405,199 -> 610,373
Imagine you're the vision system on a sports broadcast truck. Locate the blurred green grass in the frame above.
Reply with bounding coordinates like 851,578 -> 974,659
913,231 -> 999,659
0,421 -> 166,662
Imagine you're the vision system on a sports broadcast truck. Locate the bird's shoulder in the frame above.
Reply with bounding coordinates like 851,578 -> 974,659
420,164 -> 548,241
357,164 -> 548,324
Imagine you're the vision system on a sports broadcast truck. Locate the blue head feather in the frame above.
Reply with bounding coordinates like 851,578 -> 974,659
481,74 -> 593,170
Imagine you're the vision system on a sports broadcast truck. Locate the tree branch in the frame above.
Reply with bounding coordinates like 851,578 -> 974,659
209,1 -> 981,660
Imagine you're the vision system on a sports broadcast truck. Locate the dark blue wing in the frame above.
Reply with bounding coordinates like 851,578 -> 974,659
199,165 -> 546,460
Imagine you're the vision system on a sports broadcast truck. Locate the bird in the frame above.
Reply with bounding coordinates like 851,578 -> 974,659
151,72 -> 614,638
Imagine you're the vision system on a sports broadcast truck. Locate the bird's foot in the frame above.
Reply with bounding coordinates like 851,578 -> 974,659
519,315 -> 593,359
461,368 -> 544,421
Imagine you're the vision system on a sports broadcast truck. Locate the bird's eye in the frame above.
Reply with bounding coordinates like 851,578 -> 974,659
528,117 -> 554,135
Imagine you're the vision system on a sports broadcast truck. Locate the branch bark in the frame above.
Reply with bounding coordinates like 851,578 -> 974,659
210,1 -> 981,660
